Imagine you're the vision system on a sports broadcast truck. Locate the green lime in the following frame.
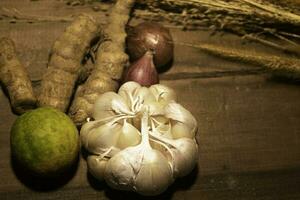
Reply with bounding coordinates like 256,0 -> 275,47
10,107 -> 79,177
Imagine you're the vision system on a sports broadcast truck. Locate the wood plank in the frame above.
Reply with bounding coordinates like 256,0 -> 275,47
1,17 -> 298,175
1,169 -> 300,200
1,75 -> 300,199
0,0 -> 300,199
0,0 -> 289,81
0,20 -> 273,82
0,0 -> 101,20
161,76 -> 300,174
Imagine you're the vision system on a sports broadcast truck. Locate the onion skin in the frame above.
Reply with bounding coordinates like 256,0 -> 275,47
126,22 -> 174,68
123,51 -> 159,87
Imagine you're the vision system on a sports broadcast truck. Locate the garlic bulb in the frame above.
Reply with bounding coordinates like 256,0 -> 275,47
104,112 -> 173,195
80,81 -> 198,196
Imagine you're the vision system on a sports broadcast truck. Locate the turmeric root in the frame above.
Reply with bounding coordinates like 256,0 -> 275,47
38,14 -> 102,112
0,37 -> 37,114
69,0 -> 136,126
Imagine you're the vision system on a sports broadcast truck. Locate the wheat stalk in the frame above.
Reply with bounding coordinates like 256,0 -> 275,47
176,42 -> 300,80
134,0 -> 300,54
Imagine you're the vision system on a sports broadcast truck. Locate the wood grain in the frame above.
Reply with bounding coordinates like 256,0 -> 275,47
0,0 -> 300,199
161,76 -> 300,175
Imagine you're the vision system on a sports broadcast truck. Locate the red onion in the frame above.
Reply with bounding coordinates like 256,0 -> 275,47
126,22 -> 174,69
123,51 -> 159,87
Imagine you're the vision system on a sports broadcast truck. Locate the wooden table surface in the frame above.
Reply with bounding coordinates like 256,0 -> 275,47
0,1 -> 300,199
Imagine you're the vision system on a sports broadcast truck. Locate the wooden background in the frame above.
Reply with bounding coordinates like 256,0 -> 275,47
0,0 -> 300,199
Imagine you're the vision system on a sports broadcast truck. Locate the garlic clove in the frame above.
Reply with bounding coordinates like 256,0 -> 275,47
104,147 -> 139,191
149,84 -> 177,103
117,120 -> 141,149
120,84 -> 157,114
171,121 -> 195,139
93,92 -> 132,120
87,155 -> 108,181
164,102 -> 197,135
119,81 -> 141,94
152,115 -> 169,124
83,122 -> 122,154
170,138 -> 198,177
155,122 -> 173,139
134,149 -> 173,196
135,86 -> 156,105
118,81 -> 141,108
131,86 -> 157,113
81,120 -> 104,150
149,140 -> 177,176
144,101 -> 165,116
150,128 -> 198,178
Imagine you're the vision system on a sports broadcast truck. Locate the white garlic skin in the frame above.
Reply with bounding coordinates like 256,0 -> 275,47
164,102 -> 198,134
93,92 -> 132,120
81,120 -> 141,155
104,147 -> 138,191
150,131 -> 199,178
171,121 -> 195,139
87,155 -> 108,181
117,120 -> 141,149
170,138 -> 198,177
81,122 -> 122,154
149,84 -> 177,103
133,149 -> 173,196
104,146 -> 173,196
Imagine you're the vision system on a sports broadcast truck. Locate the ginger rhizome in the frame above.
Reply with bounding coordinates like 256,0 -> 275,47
38,14 -> 101,112
69,0 -> 136,126
0,37 -> 36,114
